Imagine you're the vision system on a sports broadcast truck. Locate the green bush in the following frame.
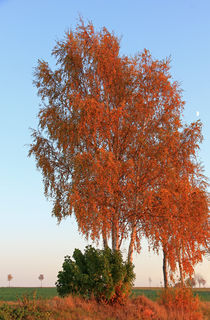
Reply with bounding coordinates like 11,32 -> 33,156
56,245 -> 135,304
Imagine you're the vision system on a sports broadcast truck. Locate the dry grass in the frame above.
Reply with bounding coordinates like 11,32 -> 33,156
37,294 -> 210,320
201,301 -> 210,320
0,291 -> 210,319
40,295 -> 167,320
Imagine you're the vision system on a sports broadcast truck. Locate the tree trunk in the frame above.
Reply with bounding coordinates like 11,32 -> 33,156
163,248 -> 168,288
128,224 -> 136,263
177,248 -> 184,286
111,220 -> 119,251
102,233 -> 108,249
128,176 -> 138,263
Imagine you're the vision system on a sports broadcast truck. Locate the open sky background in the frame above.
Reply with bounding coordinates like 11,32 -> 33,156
0,0 -> 209,287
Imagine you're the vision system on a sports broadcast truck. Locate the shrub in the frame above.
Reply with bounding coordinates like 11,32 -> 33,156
158,287 -> 203,320
55,245 -> 135,304
0,297 -> 51,320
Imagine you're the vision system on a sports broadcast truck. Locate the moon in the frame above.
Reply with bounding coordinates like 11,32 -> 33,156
196,111 -> 199,117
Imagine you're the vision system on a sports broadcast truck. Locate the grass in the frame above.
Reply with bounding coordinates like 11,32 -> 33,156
0,286 -> 209,302
132,287 -> 162,301
132,287 -> 210,302
0,287 -> 57,301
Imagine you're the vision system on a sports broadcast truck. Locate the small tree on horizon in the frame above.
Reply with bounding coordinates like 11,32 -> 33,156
148,277 -> 152,287
185,277 -> 196,288
195,274 -> 206,288
7,274 -> 13,287
38,274 -> 44,288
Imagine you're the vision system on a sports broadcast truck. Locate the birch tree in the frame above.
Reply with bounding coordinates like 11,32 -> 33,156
29,20 -> 208,266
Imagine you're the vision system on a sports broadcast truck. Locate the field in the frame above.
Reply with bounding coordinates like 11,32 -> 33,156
0,287 -> 57,301
0,286 -> 210,302
132,287 -> 210,302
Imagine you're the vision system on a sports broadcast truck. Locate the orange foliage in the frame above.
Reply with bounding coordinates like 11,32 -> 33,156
159,288 -> 204,320
29,19 -> 209,272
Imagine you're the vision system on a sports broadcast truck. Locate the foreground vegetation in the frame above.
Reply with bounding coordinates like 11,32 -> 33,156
0,289 -> 209,320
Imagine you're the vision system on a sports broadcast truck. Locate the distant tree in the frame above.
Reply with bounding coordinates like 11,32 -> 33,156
148,277 -> 152,287
195,274 -> 206,288
7,274 -> 13,287
200,278 -> 206,287
38,274 -> 44,288
185,277 -> 196,288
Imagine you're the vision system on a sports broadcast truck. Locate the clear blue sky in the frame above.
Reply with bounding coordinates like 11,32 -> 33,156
0,0 -> 209,287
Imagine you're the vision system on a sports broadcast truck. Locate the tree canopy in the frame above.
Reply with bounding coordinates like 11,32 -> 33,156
29,20 -> 209,281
